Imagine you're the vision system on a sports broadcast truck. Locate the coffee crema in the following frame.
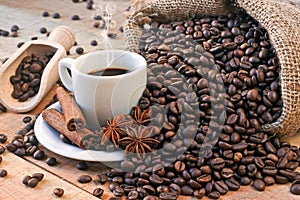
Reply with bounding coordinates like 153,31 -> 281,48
87,68 -> 129,76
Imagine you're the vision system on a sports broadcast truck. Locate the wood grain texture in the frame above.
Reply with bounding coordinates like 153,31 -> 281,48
1,0 -> 300,199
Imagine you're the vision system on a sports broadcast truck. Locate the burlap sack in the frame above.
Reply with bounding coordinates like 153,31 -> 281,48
124,0 -> 300,136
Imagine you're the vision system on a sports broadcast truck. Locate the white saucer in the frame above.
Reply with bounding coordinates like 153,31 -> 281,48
34,102 -> 124,162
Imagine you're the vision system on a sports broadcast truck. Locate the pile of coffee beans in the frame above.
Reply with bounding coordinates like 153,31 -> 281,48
100,11 -> 300,199
10,51 -> 55,102
22,172 -> 44,188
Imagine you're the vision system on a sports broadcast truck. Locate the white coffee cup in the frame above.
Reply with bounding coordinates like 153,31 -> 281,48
58,50 -> 147,130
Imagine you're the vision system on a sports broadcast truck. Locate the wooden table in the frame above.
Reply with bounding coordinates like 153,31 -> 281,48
1,0 -> 300,199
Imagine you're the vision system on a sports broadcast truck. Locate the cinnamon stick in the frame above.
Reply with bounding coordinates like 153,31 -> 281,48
42,108 -> 88,149
56,87 -> 86,131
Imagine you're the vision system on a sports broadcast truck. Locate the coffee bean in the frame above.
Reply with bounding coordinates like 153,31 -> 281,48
128,190 -> 139,199
39,27 -> 47,34
22,116 -> 32,123
42,11 -> 49,17
210,158 -> 225,170
75,47 -> 84,54
143,195 -> 159,200
53,188 -> 64,197
159,192 -> 177,200
263,176 -> 275,186
181,185 -> 193,195
142,185 -> 156,195
240,176 -> 252,185
208,191 -> 221,199
46,157 -> 57,166
33,150 -> 45,160
252,179 -> 265,191
0,169 -> 7,177
93,187 -> 104,197
90,40 -> 98,46
52,12 -> 61,19
214,180 -> 229,195
76,161 -> 88,170
149,174 -> 163,185
77,175 -> 92,183
0,145 -> 5,154
22,175 -> 31,185
174,161 -> 185,172
32,173 -> 44,181
225,178 -> 240,191
275,175 -> 289,184
95,174 -> 107,184
71,15 -> 80,20
28,178 -> 39,188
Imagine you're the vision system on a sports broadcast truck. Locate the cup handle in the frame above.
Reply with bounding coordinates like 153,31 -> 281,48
58,58 -> 74,92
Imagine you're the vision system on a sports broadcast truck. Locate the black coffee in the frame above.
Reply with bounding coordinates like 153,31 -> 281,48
88,68 -> 128,76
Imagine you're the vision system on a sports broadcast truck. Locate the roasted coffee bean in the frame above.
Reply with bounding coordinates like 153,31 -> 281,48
208,191 -> 221,199
143,195 -> 159,200
93,187 -> 104,197
181,185 -> 193,195
0,134 -> 7,144
149,174 -> 163,185
225,178 -> 240,191
46,157 -> 57,166
77,175 -> 92,183
53,188 -> 64,197
174,161 -> 185,172
221,168 -> 234,179
142,185 -> 156,195
210,158 -> 225,170
0,145 -> 5,154
22,175 -> 31,185
52,12 -> 61,19
95,174 -> 107,184
240,176 -> 252,185
128,190 -> 139,199
0,169 -> 7,177
22,116 -> 32,123
28,178 -> 39,188
252,179 -> 265,191
291,180 -> 300,195
263,176 -> 275,186
275,175 -> 289,184
76,161 -> 88,170
214,180 -> 229,195
33,150 -> 45,160
39,27 -> 47,34
76,47 -> 84,54
32,173 -> 44,181
279,169 -> 296,181
159,192 -> 177,200
262,166 -> 278,176
90,40 -> 98,46
0,103 -> 6,112
71,14 -> 80,20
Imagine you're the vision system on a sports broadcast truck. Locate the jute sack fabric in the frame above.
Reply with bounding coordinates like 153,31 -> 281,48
124,0 -> 300,136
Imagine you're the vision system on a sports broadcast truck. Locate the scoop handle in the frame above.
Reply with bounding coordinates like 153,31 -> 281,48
47,26 -> 75,52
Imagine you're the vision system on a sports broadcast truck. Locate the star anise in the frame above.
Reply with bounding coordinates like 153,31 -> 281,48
118,125 -> 160,158
101,113 -> 133,146
131,106 -> 151,126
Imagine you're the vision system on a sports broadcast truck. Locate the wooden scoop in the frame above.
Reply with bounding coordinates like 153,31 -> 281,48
0,26 -> 75,113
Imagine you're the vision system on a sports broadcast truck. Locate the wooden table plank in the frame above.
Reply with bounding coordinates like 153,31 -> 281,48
0,151 -> 99,200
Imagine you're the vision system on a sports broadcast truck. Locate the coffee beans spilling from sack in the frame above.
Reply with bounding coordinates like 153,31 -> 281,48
10,51 -> 55,101
103,11 -> 300,199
